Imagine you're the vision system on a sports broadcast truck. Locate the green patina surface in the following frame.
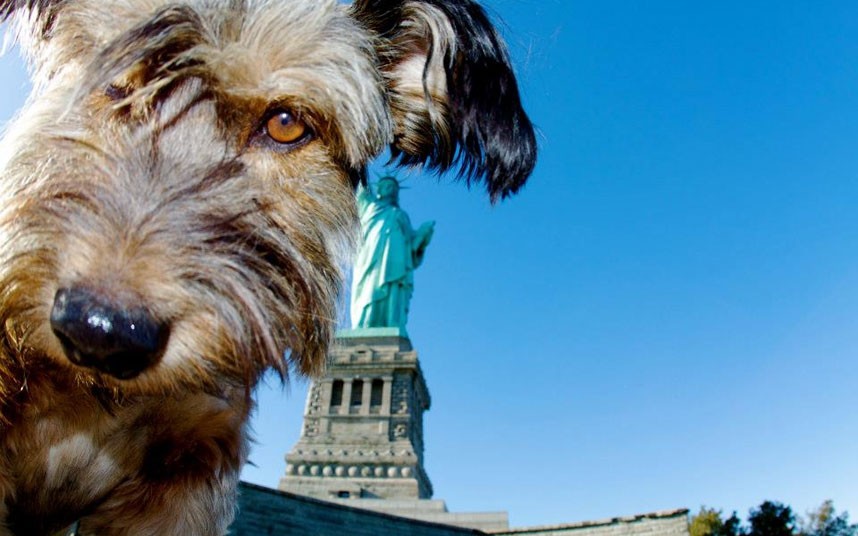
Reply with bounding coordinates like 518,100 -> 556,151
350,176 -> 434,331
336,327 -> 407,339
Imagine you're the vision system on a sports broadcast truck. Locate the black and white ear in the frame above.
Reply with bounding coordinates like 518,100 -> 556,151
352,0 -> 537,202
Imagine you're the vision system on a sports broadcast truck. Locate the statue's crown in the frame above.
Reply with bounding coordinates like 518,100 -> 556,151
373,173 -> 409,189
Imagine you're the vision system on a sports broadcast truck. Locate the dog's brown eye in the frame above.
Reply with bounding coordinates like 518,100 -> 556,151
265,111 -> 307,145
105,84 -> 132,101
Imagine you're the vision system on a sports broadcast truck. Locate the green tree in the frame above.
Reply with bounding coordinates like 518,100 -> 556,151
692,507 -> 725,536
800,501 -> 857,536
723,512 -> 744,536
690,507 -> 744,536
748,501 -> 796,536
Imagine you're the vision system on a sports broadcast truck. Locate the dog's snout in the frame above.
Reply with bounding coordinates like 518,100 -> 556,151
50,287 -> 168,380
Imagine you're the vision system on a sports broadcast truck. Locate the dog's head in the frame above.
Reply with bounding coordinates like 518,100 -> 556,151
0,0 -> 535,396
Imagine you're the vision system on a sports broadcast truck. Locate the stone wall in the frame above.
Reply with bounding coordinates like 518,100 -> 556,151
230,482 -> 484,536
489,510 -> 689,536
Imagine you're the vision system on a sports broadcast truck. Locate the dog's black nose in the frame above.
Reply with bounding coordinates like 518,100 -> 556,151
50,287 -> 168,380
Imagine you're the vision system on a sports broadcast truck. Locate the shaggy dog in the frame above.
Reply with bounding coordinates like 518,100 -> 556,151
0,0 -> 535,533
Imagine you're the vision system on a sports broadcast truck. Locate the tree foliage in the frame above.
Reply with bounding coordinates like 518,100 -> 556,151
748,501 -> 795,536
692,500 -> 855,536
800,501 -> 858,536
722,512 -> 743,536
692,507 -> 725,536
690,507 -> 745,536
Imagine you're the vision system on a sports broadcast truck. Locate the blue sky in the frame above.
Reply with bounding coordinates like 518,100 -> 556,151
1,0 -> 857,529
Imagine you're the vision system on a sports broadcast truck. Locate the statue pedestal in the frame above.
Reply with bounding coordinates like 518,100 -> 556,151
335,327 -> 411,346
280,331 -> 432,500
279,331 -> 511,532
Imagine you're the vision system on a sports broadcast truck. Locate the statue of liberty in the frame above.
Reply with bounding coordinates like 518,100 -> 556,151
350,176 -> 435,331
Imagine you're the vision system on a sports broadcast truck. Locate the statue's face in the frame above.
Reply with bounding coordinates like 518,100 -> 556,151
377,179 -> 399,202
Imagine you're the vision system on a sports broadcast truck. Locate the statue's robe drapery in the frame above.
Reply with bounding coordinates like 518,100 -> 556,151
351,185 -> 429,329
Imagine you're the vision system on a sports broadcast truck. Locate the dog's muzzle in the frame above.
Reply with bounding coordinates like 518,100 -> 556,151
50,287 -> 169,380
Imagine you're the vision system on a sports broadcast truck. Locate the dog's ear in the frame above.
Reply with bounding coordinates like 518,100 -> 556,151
352,0 -> 536,202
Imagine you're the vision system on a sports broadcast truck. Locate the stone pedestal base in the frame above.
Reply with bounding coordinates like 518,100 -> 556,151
280,331 -> 432,500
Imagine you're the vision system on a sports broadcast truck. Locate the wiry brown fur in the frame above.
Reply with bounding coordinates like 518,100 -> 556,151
0,0 -> 535,534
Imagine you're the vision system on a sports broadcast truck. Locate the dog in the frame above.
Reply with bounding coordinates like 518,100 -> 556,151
0,0 -> 535,533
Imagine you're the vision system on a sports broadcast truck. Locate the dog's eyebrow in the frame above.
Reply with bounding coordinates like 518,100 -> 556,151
78,5 -> 211,102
